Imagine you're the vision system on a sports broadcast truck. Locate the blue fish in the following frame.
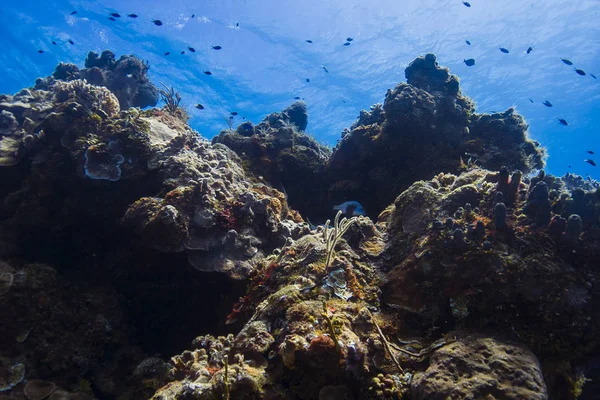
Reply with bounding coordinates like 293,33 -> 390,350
333,201 -> 366,217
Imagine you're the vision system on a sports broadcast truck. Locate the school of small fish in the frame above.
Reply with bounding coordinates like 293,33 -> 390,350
37,2 -> 596,168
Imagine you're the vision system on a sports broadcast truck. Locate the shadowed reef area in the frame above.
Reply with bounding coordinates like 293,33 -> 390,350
0,51 -> 599,400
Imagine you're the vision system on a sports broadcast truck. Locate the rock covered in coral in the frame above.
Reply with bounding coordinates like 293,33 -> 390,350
327,53 -> 544,217
212,102 -> 330,220
411,335 -> 548,400
34,50 -> 158,109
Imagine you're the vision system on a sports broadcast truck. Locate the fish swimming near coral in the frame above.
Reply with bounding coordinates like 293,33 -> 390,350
463,58 -> 475,66
322,65 -> 329,73
526,46 -> 534,54
587,150 -> 595,154
528,98 -> 534,103
574,68 -> 586,76
346,37 -> 353,42
152,19 -> 162,26
558,118 -> 568,126
110,13 -> 121,18
333,201 -> 366,217
465,40 -> 471,45
164,52 -> 170,56
306,78 -> 310,83
561,58 -> 573,65
463,1 -> 471,7
68,39 -> 74,45
543,100 -> 553,107
188,47 -> 196,52
306,40 -> 313,43
204,71 -> 212,75
127,14 -> 138,18
195,104 -> 204,110
584,159 -> 596,166
343,42 -> 351,46
591,74 -> 597,79
499,47 -> 509,53
212,46 -> 222,50
108,17 -> 116,21
70,11 -> 77,15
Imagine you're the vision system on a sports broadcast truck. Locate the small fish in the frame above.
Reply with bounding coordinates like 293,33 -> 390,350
108,17 -> 116,21
195,104 -> 204,110
343,42 -> 351,46
306,40 -> 313,43
191,14 -> 195,18
499,47 -> 509,53
342,100 -> 346,103
230,112 -> 238,116
463,58 -> 475,66
38,50 -> 44,54
465,40 -> 471,45
180,51 -> 185,54
204,71 -> 212,75
574,68 -> 586,76
68,39 -> 74,45
212,45 -> 222,50
110,12 -> 121,18
164,52 -> 170,55
346,37 -> 353,42
528,98 -> 534,103
591,74 -> 597,79
52,41 -> 56,45
70,11 -> 77,15
152,19 -> 163,26
236,23 -> 239,27
558,118 -> 568,126
526,46 -> 534,54
306,78 -> 310,83
585,159 -> 597,167
560,58 -> 573,65
463,1 -> 471,7
294,96 -> 300,100
587,150 -> 595,154
333,201 -> 367,217
322,65 -> 329,73
128,14 -> 138,18
542,100 -> 553,107
188,47 -> 196,52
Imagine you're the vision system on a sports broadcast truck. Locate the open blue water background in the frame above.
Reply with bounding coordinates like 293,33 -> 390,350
1,0 -> 598,179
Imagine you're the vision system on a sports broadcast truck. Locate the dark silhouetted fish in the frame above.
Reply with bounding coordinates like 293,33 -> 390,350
543,100 -> 553,107
574,68 -> 586,76
195,104 -> 204,110
180,51 -> 185,54
152,19 -> 162,26
204,71 -> 212,75
188,47 -> 196,52
230,112 -> 238,116
322,65 -> 329,73
212,46 -> 222,50
558,118 -> 568,126
591,74 -> 597,79
499,47 -> 509,53
587,150 -> 594,154
464,58 -> 475,66
70,11 -> 77,15
346,37 -> 353,42
306,40 -> 313,43
526,46 -> 534,54
164,52 -> 170,55
463,1 -> 471,7
294,96 -> 300,99
192,14 -> 195,18
128,14 -> 138,18
343,42 -> 351,46
529,98 -> 534,103
110,13 -> 121,17
561,58 -> 573,65
236,23 -> 239,27
108,17 -> 116,21
342,100 -> 346,103
585,159 -> 597,166
52,41 -> 56,45
306,78 -> 310,83
38,50 -> 44,54
466,40 -> 471,45
68,39 -> 74,45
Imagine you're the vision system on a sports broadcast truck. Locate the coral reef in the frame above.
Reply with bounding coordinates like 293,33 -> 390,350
1,51 -> 598,400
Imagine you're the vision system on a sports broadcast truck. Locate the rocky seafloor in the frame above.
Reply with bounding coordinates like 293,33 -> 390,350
0,50 -> 598,400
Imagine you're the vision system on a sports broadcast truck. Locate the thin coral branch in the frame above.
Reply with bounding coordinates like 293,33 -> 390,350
158,82 -> 182,114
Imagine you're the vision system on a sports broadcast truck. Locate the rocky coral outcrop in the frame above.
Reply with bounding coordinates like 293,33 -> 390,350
411,335 -> 548,400
327,53 -> 544,218
212,101 -> 330,220
34,50 -> 158,109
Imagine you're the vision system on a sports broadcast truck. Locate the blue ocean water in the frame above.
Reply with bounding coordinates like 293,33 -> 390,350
1,0 -> 598,179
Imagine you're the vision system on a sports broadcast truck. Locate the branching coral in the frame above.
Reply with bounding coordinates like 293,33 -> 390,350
323,210 -> 357,270
157,83 -> 182,115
